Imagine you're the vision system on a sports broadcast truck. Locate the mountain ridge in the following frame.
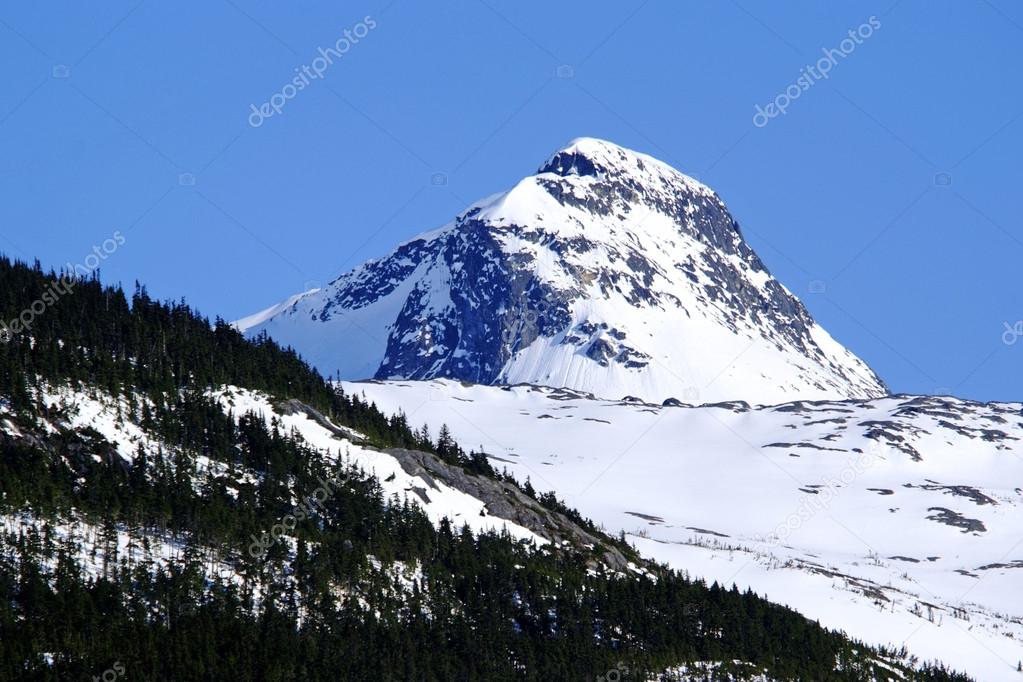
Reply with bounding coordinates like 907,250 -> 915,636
240,137 -> 887,405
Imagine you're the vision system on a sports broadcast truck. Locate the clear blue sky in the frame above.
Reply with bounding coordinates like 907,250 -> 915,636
1,1 -> 1021,401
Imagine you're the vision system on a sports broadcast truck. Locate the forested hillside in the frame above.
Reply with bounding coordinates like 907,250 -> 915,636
0,258 -> 970,681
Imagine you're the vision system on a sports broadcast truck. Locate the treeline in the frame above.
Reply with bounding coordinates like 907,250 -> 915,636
0,257 -> 972,681
0,430 -> 971,682
0,257 -> 420,450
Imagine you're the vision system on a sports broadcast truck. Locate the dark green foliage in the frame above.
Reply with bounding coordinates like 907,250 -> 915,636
0,257 -> 422,451
0,258 -> 972,681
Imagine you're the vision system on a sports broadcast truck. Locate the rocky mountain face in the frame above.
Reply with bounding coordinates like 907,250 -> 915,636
240,138 -> 887,405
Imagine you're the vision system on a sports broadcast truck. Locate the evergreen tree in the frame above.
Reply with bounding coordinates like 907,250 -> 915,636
0,257 -> 975,682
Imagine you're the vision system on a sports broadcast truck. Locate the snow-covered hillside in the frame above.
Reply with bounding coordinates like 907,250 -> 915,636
14,382 -> 544,548
240,138 -> 886,405
347,378 -> 1023,682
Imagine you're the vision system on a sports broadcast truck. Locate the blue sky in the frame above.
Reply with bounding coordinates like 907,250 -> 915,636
1,1 -> 1021,401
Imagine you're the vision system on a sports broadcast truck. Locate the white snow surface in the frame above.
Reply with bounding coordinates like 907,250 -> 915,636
239,138 -> 886,406
2,382 -> 544,558
347,378 -> 1023,682
208,386 -> 545,546
0,511 -> 238,589
232,288 -> 320,333
34,383 -> 161,465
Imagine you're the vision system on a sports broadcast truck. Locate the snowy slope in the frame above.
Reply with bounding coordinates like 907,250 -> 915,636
231,288 -> 320,332
209,386 -> 546,545
347,378 -> 1023,682
240,138 -> 886,405
12,381 -> 545,548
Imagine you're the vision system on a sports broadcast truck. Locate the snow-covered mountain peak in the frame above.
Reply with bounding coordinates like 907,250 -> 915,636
541,136 -> 705,184
539,137 -> 716,206
240,139 -> 887,405
540,136 -> 657,174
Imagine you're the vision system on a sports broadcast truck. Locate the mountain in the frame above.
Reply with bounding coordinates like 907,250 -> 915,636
239,138 -> 887,405
0,258 -> 970,680
351,378 -> 1023,682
